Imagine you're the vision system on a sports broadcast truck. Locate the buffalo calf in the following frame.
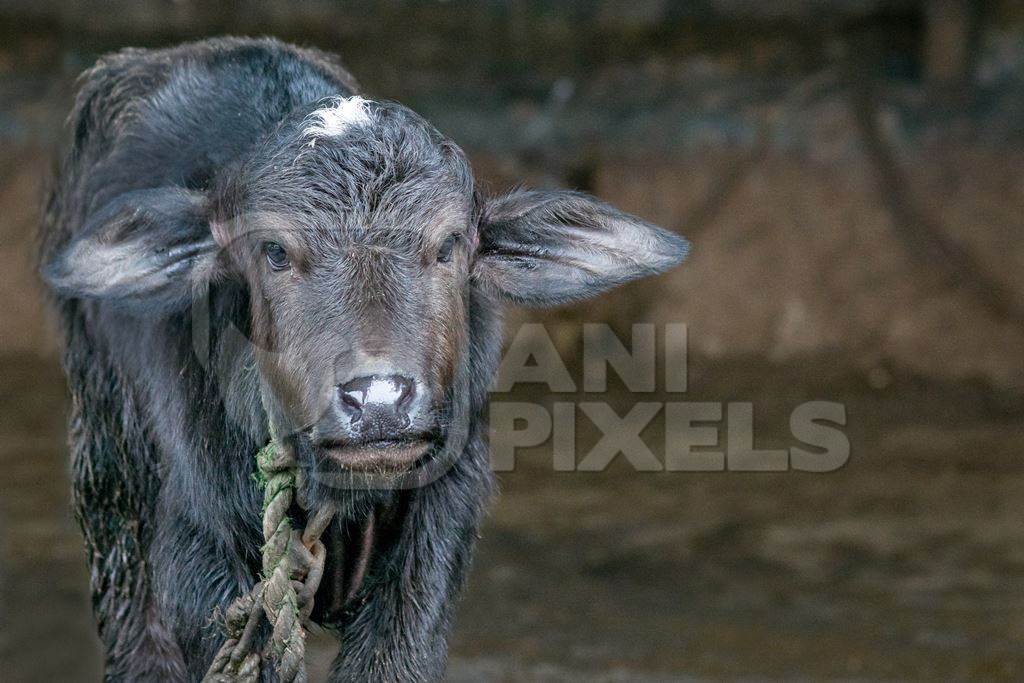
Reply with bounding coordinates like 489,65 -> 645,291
39,37 -> 688,681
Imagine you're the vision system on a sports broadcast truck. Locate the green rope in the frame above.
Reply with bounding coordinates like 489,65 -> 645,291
204,436 -> 331,683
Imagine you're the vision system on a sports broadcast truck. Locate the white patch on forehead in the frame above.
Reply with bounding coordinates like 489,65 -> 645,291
303,96 -> 374,143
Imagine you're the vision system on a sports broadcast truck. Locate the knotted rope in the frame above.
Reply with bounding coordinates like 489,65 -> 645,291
204,434 -> 334,683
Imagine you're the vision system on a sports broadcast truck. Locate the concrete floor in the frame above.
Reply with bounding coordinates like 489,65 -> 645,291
2,355 -> 1024,681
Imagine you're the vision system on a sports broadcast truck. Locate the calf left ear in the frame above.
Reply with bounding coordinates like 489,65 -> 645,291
42,187 -> 215,311
472,189 -> 689,307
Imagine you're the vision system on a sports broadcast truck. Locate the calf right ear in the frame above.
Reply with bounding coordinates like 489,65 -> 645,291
473,189 -> 689,307
42,187 -> 215,311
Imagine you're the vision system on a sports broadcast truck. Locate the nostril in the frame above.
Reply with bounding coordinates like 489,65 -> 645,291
395,376 -> 416,411
338,379 -> 366,421
340,391 -> 363,412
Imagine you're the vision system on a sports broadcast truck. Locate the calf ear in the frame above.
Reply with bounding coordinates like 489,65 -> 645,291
473,189 -> 689,307
42,187 -> 215,311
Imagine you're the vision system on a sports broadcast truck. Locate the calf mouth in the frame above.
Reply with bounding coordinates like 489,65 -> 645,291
317,435 -> 433,473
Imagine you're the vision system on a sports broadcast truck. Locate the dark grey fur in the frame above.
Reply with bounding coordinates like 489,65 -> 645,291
38,37 -> 688,682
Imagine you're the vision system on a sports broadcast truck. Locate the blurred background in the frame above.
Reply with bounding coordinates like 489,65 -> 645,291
1,1 -> 1023,680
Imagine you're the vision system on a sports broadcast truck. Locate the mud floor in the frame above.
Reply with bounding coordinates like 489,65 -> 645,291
2,355 -> 1023,681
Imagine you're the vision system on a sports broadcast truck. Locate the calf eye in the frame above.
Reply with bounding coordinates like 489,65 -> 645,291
436,233 -> 460,263
263,241 -> 290,271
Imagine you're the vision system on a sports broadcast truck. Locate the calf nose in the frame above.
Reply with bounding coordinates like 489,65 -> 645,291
337,374 -> 417,434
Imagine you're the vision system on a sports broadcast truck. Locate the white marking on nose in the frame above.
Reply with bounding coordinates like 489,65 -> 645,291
303,96 -> 374,143
364,377 -> 403,406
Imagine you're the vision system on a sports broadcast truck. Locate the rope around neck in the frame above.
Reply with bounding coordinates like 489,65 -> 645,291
204,435 -> 334,683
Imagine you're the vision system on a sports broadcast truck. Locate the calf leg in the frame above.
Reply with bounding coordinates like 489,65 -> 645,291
150,511 -> 266,681
328,443 -> 492,682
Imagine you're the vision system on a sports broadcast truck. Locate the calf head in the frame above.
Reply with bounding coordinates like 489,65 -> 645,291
44,95 -> 688,502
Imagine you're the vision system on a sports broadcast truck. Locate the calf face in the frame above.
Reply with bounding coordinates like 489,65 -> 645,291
208,98 -> 479,488
43,95 -> 688,500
